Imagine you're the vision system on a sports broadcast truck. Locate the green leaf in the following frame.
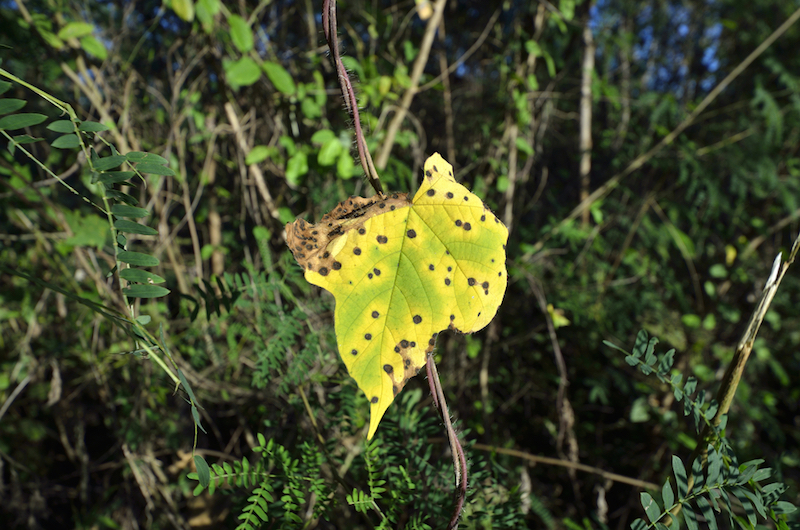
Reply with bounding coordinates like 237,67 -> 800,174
286,153 -> 507,439
696,497 -> 718,530
662,479 -> 675,509
126,151 -> 168,164
318,137 -> 343,166
106,190 -> 139,206
11,135 -> 42,146
245,145 -> 274,165
515,136 -> 534,155
120,268 -> 166,284
47,120 -> 75,133
135,162 -> 175,176
0,81 -> 12,95
114,219 -> 158,236
94,156 -> 127,171
193,455 -> 210,487
0,113 -> 47,130
80,35 -> 108,60
632,329 -> 649,359
97,171 -> 135,184
228,14 -> 253,53
773,501 -> 797,515
285,151 -> 308,186
673,455 -> 688,499
263,61 -> 295,95
644,337 -> 658,366
226,57 -> 261,87
196,0 -> 219,32
172,0 -> 195,21
311,129 -> 336,145
682,504 -> 699,530
706,447 -> 722,485
112,204 -> 149,218
51,134 -> 81,149
0,99 -> 26,115
79,121 -> 109,132
735,486 -> 766,519
640,492 -> 660,523
57,21 -> 94,40
135,315 -> 151,325
118,251 -> 159,267
124,284 -> 170,298
337,152 -> 356,179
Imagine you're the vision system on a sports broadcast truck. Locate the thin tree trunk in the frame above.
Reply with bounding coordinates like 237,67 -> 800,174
579,20 -> 595,227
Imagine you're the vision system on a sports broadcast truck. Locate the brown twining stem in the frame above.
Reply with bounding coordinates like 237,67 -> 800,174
427,354 -> 467,529
322,0 -> 384,195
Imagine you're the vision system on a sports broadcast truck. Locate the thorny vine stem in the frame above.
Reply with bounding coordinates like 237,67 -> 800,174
427,354 -> 468,529
322,2 -> 466,525
322,0 -> 383,195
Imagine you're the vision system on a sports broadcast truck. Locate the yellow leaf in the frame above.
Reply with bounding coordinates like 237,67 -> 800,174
287,154 -> 508,438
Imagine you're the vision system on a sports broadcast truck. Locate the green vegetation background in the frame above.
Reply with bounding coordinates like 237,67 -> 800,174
0,0 -> 799,528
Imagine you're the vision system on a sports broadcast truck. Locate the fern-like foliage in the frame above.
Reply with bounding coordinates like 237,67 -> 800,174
189,433 -> 338,529
606,330 -> 798,530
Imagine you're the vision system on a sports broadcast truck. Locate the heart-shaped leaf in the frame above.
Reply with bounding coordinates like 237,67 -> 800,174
287,153 -> 508,438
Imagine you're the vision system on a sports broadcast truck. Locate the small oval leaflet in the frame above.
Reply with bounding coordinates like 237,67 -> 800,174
286,153 -> 509,438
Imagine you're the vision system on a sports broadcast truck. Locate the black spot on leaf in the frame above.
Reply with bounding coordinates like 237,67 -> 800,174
464,222 -> 471,231
445,278 -> 451,286
401,340 -> 409,348
373,268 -> 381,276
354,247 -> 361,255
455,220 -> 462,227
429,264 -> 434,271
332,261 -> 342,270
394,346 -> 401,353
365,333 -> 372,340
372,311 -> 379,318
410,341 -> 416,347
371,396 -> 378,404
377,235 -> 388,244
323,252 -> 330,258
482,281 -> 489,289
446,192 -> 454,199
351,349 -> 358,355
450,314 -> 455,320
393,386 -> 399,396
407,229 -> 417,238
358,228 -> 366,235
481,215 -> 486,222
425,170 -> 432,178
433,165 -> 439,172
413,315 -> 422,324
319,267 -> 329,276
368,273 -> 373,279
383,364 -> 393,374
468,278 -> 476,286
427,189 -> 435,196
